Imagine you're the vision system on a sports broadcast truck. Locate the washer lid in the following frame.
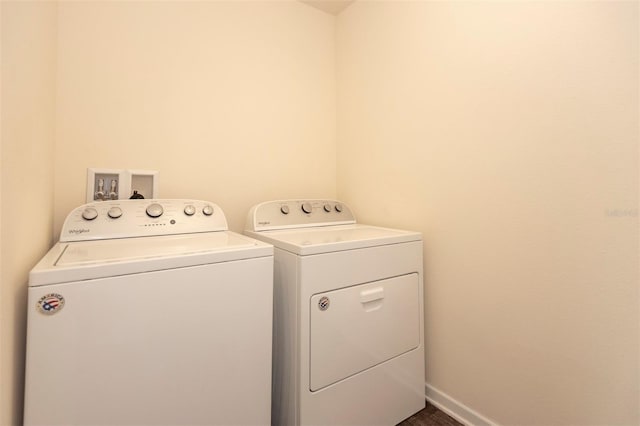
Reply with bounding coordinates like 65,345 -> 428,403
245,224 -> 421,255
57,232 -> 255,266
29,232 -> 272,287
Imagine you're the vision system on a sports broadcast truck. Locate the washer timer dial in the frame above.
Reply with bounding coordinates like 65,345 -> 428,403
202,205 -> 214,216
81,207 -> 98,221
107,207 -> 123,219
146,203 -> 164,218
301,202 -> 313,214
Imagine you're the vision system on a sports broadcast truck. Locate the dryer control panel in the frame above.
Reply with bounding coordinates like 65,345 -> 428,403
60,199 -> 228,242
246,199 -> 356,231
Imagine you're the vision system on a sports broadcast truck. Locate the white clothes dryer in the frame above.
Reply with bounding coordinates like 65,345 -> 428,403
245,199 -> 425,426
24,199 -> 273,426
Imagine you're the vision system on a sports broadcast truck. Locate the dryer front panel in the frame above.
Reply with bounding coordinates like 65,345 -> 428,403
309,273 -> 420,391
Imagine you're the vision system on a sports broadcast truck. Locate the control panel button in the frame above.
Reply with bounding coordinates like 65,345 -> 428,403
202,205 -> 214,216
184,205 -> 196,216
280,205 -> 290,215
107,207 -> 123,219
81,207 -> 98,221
301,202 -> 313,214
323,203 -> 331,212
146,203 -> 164,218
335,203 -> 343,213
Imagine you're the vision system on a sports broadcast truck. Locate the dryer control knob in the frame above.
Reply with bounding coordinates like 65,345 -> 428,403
280,205 -> 290,215
184,205 -> 196,216
301,202 -> 312,214
107,207 -> 123,219
146,203 -> 164,218
81,207 -> 98,221
202,205 -> 214,216
323,203 -> 332,212
335,203 -> 343,213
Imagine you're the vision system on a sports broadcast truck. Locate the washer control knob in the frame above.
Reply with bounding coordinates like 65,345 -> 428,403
202,205 -> 214,216
280,205 -> 290,215
335,203 -> 343,213
301,202 -> 313,214
107,207 -> 122,219
184,205 -> 196,216
81,207 -> 98,221
146,203 -> 164,218
323,203 -> 332,212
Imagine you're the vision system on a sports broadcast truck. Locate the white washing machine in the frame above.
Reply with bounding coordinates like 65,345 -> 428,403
245,199 -> 425,426
24,199 -> 273,426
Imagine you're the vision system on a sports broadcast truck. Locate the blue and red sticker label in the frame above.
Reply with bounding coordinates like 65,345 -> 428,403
36,293 -> 65,315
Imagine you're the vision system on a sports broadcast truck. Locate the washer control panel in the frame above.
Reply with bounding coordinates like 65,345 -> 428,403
246,199 -> 356,231
60,199 -> 228,242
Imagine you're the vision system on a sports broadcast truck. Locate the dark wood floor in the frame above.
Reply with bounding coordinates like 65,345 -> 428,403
398,401 -> 464,426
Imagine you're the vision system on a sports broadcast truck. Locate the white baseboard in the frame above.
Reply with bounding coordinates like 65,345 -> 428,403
425,383 -> 498,426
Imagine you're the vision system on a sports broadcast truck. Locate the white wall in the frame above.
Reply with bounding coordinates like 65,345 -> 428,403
54,0 -> 336,235
0,2 -> 57,424
337,2 -> 638,425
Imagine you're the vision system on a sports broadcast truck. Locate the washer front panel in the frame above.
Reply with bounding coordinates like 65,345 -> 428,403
25,256 -> 273,426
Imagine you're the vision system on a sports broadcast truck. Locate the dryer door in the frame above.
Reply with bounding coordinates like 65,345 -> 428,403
309,273 -> 420,391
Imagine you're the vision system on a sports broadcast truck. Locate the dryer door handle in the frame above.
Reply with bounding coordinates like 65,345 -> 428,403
360,287 -> 384,304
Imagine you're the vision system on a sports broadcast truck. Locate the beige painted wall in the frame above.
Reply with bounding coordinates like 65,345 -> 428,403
0,1 -> 57,424
0,1 -> 3,420
54,1 -> 336,235
337,1 -> 639,425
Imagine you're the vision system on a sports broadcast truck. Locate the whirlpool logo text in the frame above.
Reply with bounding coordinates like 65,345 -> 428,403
68,228 -> 90,234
